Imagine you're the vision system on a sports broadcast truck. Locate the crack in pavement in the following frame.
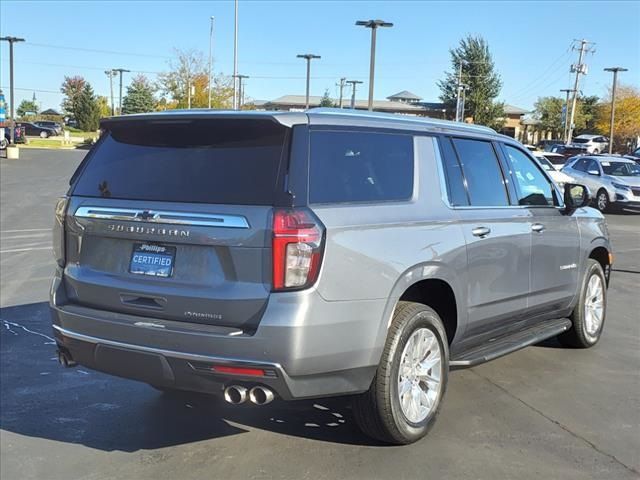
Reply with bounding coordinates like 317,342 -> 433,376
471,369 -> 640,476
1,319 -> 56,344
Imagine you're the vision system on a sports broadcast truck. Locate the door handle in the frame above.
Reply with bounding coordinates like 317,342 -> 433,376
531,223 -> 546,233
471,226 -> 491,238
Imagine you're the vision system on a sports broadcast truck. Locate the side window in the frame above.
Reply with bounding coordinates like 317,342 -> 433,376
587,159 -> 600,173
439,137 -> 469,206
572,158 -> 589,172
451,138 -> 509,206
503,145 -> 555,206
308,130 -> 414,204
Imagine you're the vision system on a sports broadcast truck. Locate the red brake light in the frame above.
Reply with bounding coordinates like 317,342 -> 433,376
211,365 -> 265,377
272,208 -> 324,291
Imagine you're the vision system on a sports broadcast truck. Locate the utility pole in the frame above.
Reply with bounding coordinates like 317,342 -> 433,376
356,19 -> 393,111
236,74 -> 249,108
455,61 -> 469,122
604,67 -> 628,154
566,39 -> 595,144
560,88 -> 575,143
105,70 -> 117,116
208,16 -> 215,109
297,54 -> 321,109
233,0 -> 239,110
337,77 -> 346,108
1,36 -> 25,145
113,68 -> 130,115
346,80 -> 363,109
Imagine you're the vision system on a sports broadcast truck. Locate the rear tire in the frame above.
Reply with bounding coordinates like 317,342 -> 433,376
558,259 -> 607,348
352,301 -> 449,444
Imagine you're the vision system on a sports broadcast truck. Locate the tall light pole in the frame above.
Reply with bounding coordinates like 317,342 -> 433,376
208,16 -> 215,109
233,0 -> 239,110
355,19 -> 393,111
560,88 -> 575,143
113,68 -> 130,115
105,70 -> 117,116
1,36 -> 25,145
346,79 -> 363,109
567,39 -> 595,144
297,54 -> 321,109
604,67 -> 628,154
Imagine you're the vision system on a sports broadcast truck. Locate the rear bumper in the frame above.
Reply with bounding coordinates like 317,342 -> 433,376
50,272 -> 382,400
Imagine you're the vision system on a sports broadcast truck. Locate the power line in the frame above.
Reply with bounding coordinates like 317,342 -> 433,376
25,41 -> 171,59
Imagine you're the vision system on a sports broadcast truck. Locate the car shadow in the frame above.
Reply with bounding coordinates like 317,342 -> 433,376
0,302 -> 378,453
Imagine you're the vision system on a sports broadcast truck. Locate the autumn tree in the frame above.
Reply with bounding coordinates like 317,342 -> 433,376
96,96 -> 111,118
60,76 -> 86,117
438,35 -> 505,129
122,75 -> 156,114
596,84 -> 640,152
158,49 -> 233,109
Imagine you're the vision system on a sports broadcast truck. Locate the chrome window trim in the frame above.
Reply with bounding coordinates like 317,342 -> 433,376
74,206 -> 250,228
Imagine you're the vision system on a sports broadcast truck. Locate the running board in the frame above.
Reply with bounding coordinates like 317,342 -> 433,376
450,318 -> 572,369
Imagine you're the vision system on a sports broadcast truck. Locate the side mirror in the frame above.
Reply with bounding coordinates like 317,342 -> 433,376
563,183 -> 591,214
587,169 -> 600,176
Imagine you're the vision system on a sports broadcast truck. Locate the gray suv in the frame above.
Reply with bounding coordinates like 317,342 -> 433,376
51,109 -> 612,444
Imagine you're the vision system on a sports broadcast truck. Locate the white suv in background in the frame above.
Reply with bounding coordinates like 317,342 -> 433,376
571,134 -> 609,154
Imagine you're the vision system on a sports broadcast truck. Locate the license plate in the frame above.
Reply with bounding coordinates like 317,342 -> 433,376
129,243 -> 176,278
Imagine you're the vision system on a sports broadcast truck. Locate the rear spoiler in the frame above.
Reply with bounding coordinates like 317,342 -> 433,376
100,111 -> 308,129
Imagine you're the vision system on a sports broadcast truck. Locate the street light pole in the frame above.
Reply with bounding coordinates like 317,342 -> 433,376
297,54 -> 321,109
236,74 -> 249,108
604,67 -> 628,154
1,36 -> 25,145
208,16 -> 215,109
346,80 -> 363,109
560,88 -> 575,143
356,19 -> 393,111
233,0 -> 239,110
113,68 -> 130,115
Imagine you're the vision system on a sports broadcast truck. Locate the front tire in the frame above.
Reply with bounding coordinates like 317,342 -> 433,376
352,302 -> 449,444
40,131 -> 49,138
595,189 -> 610,212
558,259 -> 607,348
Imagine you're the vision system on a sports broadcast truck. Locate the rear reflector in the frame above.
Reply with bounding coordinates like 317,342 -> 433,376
211,365 -> 265,377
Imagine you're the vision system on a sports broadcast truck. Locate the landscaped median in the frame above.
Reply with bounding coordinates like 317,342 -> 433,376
19,130 -> 99,150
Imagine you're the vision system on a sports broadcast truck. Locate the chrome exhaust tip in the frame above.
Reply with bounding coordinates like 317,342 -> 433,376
249,386 -> 275,405
57,349 -> 77,368
224,385 -> 248,404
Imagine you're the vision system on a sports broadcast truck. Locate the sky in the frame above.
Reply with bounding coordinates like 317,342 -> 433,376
1,0 -> 639,113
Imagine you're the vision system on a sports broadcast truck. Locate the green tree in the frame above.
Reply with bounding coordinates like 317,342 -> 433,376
75,83 -> 100,131
17,99 -> 39,117
96,96 -> 111,118
60,75 -> 86,117
122,75 -> 156,114
438,35 -> 505,129
576,95 -> 600,135
319,89 -> 335,107
533,96 -> 564,137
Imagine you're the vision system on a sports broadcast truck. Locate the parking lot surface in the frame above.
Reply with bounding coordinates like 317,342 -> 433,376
1,149 -> 639,480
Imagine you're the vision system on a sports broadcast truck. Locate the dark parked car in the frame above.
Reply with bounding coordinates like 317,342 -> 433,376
18,122 -> 57,138
537,139 -> 564,151
34,120 -> 63,135
550,144 -> 589,159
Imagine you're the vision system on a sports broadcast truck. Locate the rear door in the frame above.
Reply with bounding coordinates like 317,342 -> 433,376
500,144 -> 580,315
440,137 -> 532,339
64,117 -> 292,331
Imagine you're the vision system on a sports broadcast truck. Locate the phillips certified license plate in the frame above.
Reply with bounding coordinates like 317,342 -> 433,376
129,243 -> 176,278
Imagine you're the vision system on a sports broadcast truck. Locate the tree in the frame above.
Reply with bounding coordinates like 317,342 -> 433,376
438,35 -> 505,129
60,76 -> 86,117
596,84 -> 640,152
532,96 -> 564,137
75,83 -> 100,131
576,95 -> 600,134
17,99 -> 39,117
319,89 -> 335,107
158,48 -> 234,109
122,75 -> 156,114
96,96 -> 111,118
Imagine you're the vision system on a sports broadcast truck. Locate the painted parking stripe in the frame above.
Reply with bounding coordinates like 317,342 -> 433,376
0,246 -> 52,254
0,228 -> 51,233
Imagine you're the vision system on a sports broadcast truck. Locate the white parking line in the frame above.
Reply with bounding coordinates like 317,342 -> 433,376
0,246 -> 52,254
0,228 -> 51,233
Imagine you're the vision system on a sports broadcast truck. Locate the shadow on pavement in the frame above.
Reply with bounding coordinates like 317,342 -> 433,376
0,302 -> 377,452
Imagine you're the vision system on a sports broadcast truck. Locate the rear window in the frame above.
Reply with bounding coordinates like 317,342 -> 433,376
309,130 -> 414,204
572,138 -> 590,144
72,119 -> 288,205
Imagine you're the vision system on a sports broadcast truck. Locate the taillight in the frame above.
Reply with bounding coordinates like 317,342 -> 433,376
53,197 -> 68,267
272,208 -> 325,291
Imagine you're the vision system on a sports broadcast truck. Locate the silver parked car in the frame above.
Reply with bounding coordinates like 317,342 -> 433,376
51,109 -> 612,444
562,155 -> 640,212
571,134 -> 609,154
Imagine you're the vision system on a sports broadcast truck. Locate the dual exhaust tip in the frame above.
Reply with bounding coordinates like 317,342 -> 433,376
224,385 -> 274,405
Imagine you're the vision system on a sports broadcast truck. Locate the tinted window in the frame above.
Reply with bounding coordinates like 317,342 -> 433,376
601,161 -> 640,177
73,119 -> 288,205
439,138 -> 469,206
586,159 -> 600,173
309,130 -> 414,204
504,146 -> 554,206
572,158 -> 590,172
451,138 -> 509,206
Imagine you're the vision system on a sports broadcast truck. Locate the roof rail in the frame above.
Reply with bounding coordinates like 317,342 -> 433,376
307,107 -> 497,134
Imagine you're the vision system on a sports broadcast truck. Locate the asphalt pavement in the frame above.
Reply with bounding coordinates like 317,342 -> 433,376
1,149 -> 639,480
